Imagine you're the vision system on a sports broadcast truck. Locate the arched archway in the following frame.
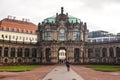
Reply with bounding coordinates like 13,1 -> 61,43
58,47 -> 66,63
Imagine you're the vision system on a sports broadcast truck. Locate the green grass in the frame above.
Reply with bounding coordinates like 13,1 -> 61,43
85,65 -> 120,72
0,65 -> 40,72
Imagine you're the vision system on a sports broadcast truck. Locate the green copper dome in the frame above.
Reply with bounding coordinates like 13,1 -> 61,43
44,16 -> 56,23
44,15 -> 81,23
68,15 -> 81,23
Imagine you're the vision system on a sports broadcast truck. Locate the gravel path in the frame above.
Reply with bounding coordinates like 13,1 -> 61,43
0,65 -> 120,80
72,65 -> 120,80
0,65 -> 55,80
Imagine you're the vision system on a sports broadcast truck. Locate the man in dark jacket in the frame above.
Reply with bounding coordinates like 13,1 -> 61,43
65,61 -> 70,71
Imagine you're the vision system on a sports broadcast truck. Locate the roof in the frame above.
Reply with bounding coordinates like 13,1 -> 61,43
44,15 -> 81,23
2,18 -> 37,26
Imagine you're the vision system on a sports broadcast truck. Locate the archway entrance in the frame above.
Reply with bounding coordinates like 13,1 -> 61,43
58,48 -> 66,64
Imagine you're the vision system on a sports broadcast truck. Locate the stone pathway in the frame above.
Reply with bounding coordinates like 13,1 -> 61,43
42,65 -> 84,80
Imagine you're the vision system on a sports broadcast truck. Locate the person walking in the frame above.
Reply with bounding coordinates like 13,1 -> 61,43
65,61 -> 70,71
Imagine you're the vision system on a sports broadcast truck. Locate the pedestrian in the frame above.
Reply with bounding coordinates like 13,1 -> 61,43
65,61 -> 70,71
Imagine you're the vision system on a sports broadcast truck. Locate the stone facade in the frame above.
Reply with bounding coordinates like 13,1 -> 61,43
37,7 -> 88,64
0,7 -> 120,65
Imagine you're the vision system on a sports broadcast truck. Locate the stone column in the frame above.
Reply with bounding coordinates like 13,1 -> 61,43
22,48 -> 25,63
42,48 -> 46,63
113,47 -> 117,63
8,47 -> 11,58
29,48 -> 32,58
22,48 -> 25,57
107,47 -> 110,57
113,47 -> 116,57
107,47 -> 110,63
15,48 -> 18,63
29,48 -> 32,63
100,47 -> 103,62
1,47 -> 4,63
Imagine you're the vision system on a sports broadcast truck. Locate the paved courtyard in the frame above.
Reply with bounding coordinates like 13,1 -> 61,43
0,65 -> 120,80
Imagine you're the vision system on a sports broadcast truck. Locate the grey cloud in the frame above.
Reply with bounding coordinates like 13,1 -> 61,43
80,0 -> 120,9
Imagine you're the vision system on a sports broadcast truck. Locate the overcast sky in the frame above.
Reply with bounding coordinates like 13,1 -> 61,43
0,0 -> 120,34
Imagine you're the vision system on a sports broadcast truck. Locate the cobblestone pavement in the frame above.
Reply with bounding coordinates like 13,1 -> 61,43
42,65 -> 84,80
72,65 -> 120,80
0,65 -> 55,80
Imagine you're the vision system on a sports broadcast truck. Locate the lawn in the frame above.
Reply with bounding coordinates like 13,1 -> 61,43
85,65 -> 120,72
0,65 -> 40,72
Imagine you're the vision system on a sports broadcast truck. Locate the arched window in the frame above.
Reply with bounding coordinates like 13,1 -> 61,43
10,48 -> 15,57
73,29 -> 80,41
44,29 -> 52,40
88,48 -> 93,58
4,47 -> 8,57
102,48 -> 107,57
32,48 -> 37,57
109,47 -> 114,57
116,47 -> 120,57
95,48 -> 100,58
24,48 -> 30,57
17,48 -> 22,57
58,28 -> 66,41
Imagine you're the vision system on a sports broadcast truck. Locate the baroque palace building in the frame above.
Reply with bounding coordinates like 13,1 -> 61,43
0,7 -> 120,64
37,7 -> 88,64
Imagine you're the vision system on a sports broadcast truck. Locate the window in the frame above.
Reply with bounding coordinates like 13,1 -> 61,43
19,29 -> 21,32
32,30 -> 35,34
73,29 -> 80,41
44,29 -> 52,40
19,36 -> 21,40
9,35 -> 11,39
23,29 -> 26,33
26,37 -> 28,40
3,26 -> 6,31
13,35 -> 15,39
9,27 -> 12,31
32,37 -> 34,40
58,28 -> 66,41
14,28 -> 17,32
28,30 -> 31,33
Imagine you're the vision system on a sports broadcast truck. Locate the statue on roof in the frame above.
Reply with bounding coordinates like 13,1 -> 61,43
61,7 -> 64,14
